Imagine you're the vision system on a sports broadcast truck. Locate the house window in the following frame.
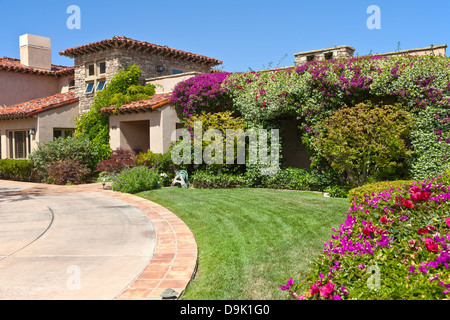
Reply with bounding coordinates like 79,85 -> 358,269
307,55 -> 315,62
53,128 -> 74,140
96,81 -> 106,92
172,69 -> 184,75
69,78 -> 75,88
99,61 -> 106,75
324,52 -> 333,60
85,82 -> 95,94
8,131 -> 28,159
87,64 -> 95,77
85,61 -> 106,94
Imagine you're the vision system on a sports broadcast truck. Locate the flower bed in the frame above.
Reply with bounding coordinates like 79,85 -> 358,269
281,173 -> 450,300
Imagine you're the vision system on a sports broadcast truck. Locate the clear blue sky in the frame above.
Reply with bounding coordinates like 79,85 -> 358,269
0,0 -> 448,72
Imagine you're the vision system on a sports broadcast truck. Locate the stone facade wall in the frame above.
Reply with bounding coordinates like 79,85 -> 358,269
74,48 -> 212,113
294,46 -> 355,66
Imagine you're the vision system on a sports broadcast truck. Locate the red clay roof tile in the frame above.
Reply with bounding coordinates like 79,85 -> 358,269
99,93 -> 172,115
59,36 -> 222,66
0,57 -> 74,77
0,92 -> 78,120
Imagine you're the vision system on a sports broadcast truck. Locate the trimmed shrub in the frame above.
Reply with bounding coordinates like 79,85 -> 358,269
191,171 -> 247,189
96,149 -> 136,174
262,168 -> 319,191
112,166 -> 162,194
348,180 -> 416,203
45,159 -> 91,185
0,159 -> 36,181
30,136 -> 100,179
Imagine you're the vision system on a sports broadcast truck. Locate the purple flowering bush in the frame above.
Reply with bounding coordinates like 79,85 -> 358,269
281,173 -> 450,300
171,72 -> 232,123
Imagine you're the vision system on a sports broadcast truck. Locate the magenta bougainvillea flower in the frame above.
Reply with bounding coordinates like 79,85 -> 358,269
280,277 -> 295,291
171,72 -> 231,122
424,238 -> 439,252
319,281 -> 335,299
309,284 -> 319,296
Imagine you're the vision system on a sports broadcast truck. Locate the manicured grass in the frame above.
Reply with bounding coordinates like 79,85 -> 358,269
137,188 -> 349,300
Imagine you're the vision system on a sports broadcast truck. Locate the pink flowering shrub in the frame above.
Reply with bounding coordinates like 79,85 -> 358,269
281,173 -> 450,300
171,72 -> 232,123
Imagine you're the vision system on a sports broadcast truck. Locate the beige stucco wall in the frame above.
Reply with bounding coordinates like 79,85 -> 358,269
109,104 -> 180,154
36,102 -> 79,142
146,72 -> 202,94
0,71 -> 73,107
0,102 -> 79,159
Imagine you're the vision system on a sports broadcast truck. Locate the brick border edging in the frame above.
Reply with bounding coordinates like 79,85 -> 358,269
107,191 -> 198,300
0,180 -> 198,300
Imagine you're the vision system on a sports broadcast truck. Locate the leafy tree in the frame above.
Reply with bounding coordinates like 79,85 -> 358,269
310,102 -> 413,186
75,65 -> 156,160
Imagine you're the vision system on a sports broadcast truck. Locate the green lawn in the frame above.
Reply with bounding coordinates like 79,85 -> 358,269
137,188 -> 349,300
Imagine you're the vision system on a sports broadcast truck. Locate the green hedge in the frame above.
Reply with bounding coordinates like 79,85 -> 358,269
0,159 -> 36,181
348,180 -> 416,202
191,171 -> 247,189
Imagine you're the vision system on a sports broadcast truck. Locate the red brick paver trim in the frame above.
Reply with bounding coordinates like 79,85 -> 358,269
107,190 -> 198,300
0,180 -> 198,300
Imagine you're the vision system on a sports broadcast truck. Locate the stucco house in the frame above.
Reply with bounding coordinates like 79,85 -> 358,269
0,34 -> 222,159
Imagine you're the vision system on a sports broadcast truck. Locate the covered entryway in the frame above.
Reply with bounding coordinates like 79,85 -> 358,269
102,93 -> 181,155
119,120 -> 150,154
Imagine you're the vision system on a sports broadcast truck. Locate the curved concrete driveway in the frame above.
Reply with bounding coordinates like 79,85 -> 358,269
0,180 -> 197,300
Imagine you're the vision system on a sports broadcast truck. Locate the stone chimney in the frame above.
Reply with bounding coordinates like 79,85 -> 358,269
19,34 -> 51,70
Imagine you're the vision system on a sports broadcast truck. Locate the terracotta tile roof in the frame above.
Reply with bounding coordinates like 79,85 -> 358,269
99,93 -> 172,115
0,57 -> 74,77
0,92 -> 78,120
59,36 -> 222,66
